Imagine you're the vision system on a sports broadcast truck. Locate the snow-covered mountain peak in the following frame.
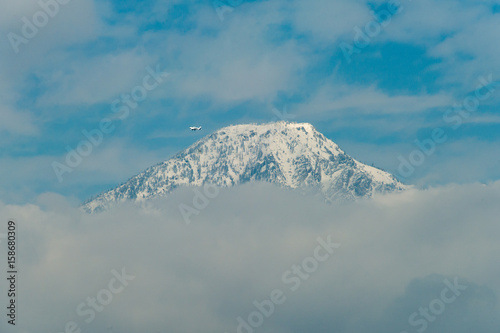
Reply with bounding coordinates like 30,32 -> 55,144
83,122 -> 407,213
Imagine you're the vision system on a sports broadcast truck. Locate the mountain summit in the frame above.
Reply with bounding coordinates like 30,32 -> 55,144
83,122 -> 406,213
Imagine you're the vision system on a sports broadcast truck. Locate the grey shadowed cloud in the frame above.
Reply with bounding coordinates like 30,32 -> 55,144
0,182 -> 499,333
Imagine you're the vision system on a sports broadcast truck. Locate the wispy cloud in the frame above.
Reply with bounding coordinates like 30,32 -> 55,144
1,0 -> 500,202
0,106 -> 38,136
297,84 -> 453,116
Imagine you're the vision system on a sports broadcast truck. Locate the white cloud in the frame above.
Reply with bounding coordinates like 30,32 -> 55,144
407,138 -> 500,186
165,2 -> 307,103
378,0 -> 500,88
1,0 -> 102,60
0,0 -> 44,30
428,14 -> 500,87
381,0 -> 483,44
296,84 -> 453,116
292,0 -> 372,44
0,106 -> 38,136
37,49 -> 158,106
1,0 -> 500,207
0,138 -> 174,205
0,66 -> 38,137
0,183 -> 499,333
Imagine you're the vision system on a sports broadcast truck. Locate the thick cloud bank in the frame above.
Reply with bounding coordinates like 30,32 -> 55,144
0,182 -> 499,333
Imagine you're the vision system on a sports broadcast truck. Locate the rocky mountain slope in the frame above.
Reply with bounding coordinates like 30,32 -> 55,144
83,122 -> 407,213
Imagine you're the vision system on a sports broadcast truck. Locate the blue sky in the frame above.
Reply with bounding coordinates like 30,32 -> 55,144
2,0 -> 500,204
2,3 -> 500,333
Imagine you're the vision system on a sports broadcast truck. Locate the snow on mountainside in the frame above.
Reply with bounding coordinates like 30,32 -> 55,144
83,122 -> 407,213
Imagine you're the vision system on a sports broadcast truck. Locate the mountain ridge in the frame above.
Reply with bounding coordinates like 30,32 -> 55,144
83,121 -> 407,213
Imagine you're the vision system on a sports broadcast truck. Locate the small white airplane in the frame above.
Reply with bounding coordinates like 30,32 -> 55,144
189,126 -> 202,131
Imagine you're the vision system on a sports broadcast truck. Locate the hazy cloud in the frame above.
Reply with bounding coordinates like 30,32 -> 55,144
1,182 -> 499,333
